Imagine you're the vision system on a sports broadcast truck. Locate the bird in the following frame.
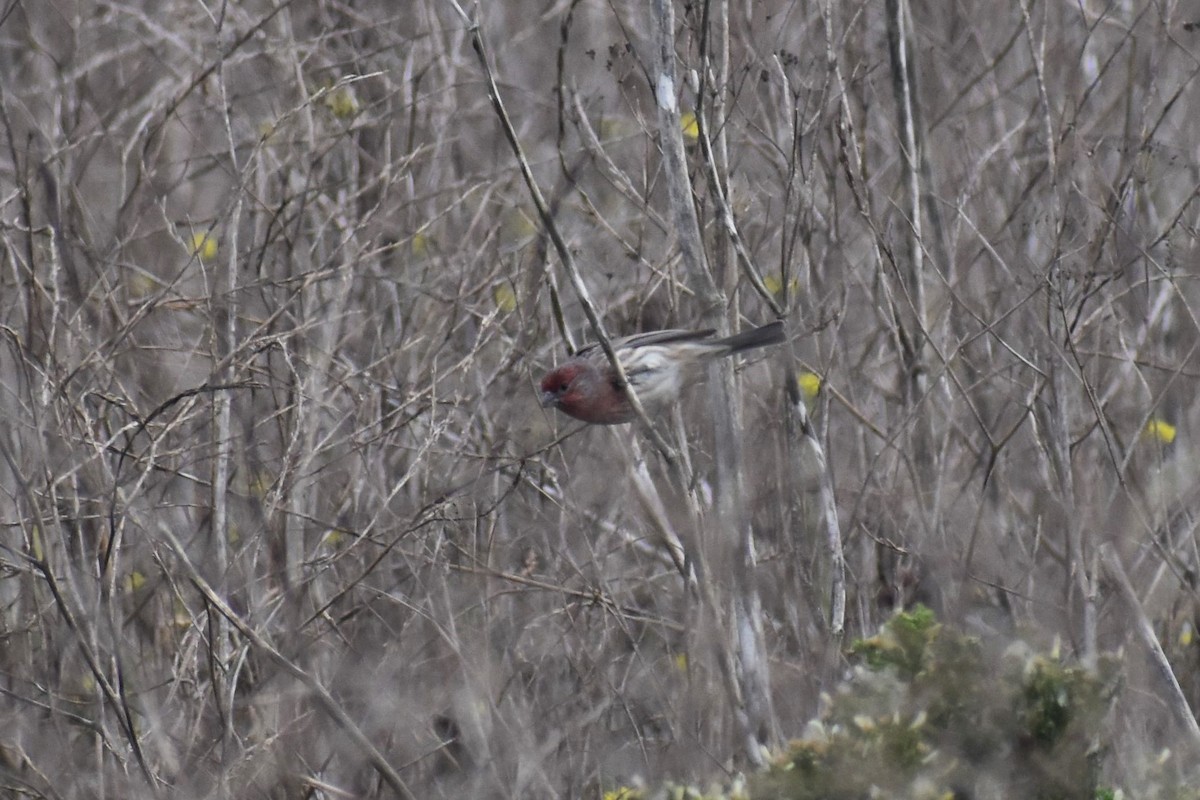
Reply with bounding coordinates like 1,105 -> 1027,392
539,320 -> 785,424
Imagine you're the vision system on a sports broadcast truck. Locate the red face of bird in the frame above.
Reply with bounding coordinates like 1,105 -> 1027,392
539,362 -> 589,412
539,361 -> 633,424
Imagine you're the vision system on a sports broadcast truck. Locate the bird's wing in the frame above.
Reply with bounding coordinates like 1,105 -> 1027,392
574,328 -> 716,358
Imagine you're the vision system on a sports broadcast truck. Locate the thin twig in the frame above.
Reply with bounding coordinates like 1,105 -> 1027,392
154,523 -> 419,800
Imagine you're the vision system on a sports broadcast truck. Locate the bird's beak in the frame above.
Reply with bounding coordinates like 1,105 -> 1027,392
540,391 -> 558,409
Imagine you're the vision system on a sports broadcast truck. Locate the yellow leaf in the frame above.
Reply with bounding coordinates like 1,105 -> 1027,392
411,232 -> 430,258
502,210 -> 537,241
764,273 -> 801,296
129,272 -> 158,298
1144,417 -> 1176,445
174,597 -> 192,628
190,232 -> 218,261
494,284 -> 517,313
680,111 -> 699,141
673,652 -> 688,672
31,526 -> 43,562
604,788 -> 642,800
323,86 -> 359,119
125,570 -> 146,593
797,371 -> 822,399
247,470 -> 272,499
599,117 -> 630,140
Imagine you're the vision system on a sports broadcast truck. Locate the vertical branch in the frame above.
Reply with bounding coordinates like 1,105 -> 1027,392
650,0 -> 719,314
278,7 -> 322,598
700,0 -> 733,299
657,0 -> 777,760
210,61 -> 241,767
1018,0 -> 1097,664
1044,295 -> 1098,665
885,0 -> 931,465
787,376 -> 846,637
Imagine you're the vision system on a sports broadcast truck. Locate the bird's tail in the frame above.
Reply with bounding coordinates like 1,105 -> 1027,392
714,320 -> 786,355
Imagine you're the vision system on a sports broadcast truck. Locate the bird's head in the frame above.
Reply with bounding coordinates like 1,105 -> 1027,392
539,359 -> 633,424
539,362 -> 590,411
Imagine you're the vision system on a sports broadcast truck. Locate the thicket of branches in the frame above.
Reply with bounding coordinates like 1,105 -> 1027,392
2,0 -> 1199,797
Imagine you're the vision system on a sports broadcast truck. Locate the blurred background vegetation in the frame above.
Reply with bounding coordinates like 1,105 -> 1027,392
1,0 -> 1199,797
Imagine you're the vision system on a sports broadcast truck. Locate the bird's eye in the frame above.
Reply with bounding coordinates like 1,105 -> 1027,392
559,382 -> 569,392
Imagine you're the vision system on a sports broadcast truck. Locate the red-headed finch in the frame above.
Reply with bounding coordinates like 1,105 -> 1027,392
539,321 -> 785,425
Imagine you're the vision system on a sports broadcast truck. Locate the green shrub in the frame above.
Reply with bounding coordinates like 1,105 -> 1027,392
753,607 -> 1118,800
610,609 -> 1200,800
